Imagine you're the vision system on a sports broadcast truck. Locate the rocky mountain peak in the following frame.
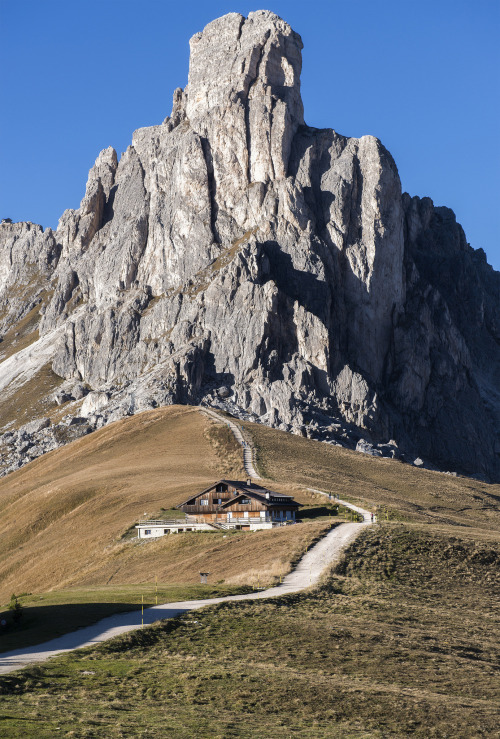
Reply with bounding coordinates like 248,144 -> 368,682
0,11 -> 499,482
186,11 -> 304,186
186,11 -> 303,125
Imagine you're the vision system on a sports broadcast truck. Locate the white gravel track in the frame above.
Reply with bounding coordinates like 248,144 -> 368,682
307,488 -> 374,522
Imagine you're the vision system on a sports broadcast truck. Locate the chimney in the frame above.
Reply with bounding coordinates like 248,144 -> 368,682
246,478 -> 251,486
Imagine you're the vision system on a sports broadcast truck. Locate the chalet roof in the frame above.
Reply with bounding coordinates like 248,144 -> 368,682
176,479 -> 299,508
219,491 -> 300,509
217,479 -> 294,499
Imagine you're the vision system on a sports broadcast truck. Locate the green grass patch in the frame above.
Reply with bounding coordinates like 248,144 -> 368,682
1,525 -> 498,737
299,503 -> 340,520
0,583 -> 252,654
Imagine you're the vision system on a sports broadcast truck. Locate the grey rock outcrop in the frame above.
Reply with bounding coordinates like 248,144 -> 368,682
0,414 -> 95,475
0,11 -> 499,481
0,222 -> 60,348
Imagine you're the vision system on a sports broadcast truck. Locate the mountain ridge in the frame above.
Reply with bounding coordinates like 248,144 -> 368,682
1,10 -> 499,480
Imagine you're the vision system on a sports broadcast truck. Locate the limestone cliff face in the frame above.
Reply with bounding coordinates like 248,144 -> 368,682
1,11 -> 499,480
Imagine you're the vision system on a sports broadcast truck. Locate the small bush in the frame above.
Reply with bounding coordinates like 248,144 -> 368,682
9,594 -> 23,624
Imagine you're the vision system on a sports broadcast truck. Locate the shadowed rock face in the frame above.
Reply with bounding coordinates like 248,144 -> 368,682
0,11 -> 499,481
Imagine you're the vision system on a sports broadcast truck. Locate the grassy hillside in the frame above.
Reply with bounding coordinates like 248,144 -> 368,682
1,406 -> 499,736
1,405 -> 499,609
1,523 -> 498,738
0,406 -> 332,604
245,420 -> 500,530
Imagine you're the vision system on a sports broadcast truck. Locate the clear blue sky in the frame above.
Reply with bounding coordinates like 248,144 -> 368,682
1,0 -> 499,269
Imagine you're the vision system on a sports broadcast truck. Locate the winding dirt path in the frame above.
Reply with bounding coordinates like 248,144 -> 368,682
0,521 -> 366,675
307,487 -> 375,522
200,407 -> 375,522
200,406 -> 261,479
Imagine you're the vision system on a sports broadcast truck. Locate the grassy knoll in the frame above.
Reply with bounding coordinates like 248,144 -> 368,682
0,583 -> 251,653
0,404 -> 335,608
244,420 -> 500,529
1,524 -> 498,738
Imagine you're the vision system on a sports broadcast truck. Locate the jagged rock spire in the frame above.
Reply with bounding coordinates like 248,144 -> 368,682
185,11 -> 304,209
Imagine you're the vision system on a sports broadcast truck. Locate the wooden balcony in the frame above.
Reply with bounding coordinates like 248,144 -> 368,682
181,504 -> 220,514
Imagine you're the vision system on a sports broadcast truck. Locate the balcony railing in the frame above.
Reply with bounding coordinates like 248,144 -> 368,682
181,505 -> 220,513
230,517 -> 270,523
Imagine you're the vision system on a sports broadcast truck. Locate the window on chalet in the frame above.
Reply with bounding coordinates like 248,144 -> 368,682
200,499 -> 209,506
145,529 -> 151,535
240,498 -> 251,505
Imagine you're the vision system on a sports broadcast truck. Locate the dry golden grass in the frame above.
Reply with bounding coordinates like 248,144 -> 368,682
203,420 -> 243,477
0,363 -> 63,434
0,406 -> 328,603
244,420 -> 500,533
67,522 -> 330,590
0,304 -> 40,362
2,402 -> 498,609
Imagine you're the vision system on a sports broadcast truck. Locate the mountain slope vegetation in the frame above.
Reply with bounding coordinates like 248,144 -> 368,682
1,523 -> 498,738
1,405 -> 498,608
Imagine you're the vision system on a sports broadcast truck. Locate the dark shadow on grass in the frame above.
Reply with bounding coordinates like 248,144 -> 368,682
299,506 -> 339,520
0,714 -> 46,721
0,602 -> 147,654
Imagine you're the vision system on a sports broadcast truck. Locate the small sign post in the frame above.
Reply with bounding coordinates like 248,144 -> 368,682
200,572 -> 210,584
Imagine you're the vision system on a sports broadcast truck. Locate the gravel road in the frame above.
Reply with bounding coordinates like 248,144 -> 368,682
0,522 -> 365,675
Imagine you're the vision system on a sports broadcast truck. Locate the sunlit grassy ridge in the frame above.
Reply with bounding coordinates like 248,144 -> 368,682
244,419 -> 500,529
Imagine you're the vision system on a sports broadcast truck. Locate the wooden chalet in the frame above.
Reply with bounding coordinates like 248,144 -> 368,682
176,479 -> 300,530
